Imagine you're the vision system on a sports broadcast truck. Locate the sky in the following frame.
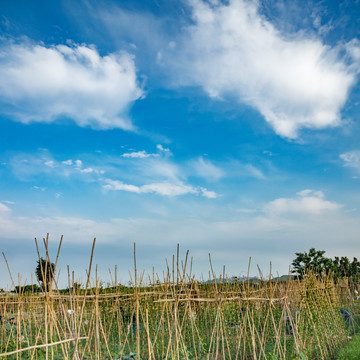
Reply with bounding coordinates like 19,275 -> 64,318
0,0 -> 360,288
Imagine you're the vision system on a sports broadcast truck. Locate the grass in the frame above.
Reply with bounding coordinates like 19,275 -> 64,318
336,333 -> 360,359
0,236 -> 359,359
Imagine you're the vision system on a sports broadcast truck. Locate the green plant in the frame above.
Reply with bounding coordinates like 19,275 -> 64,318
336,333 -> 360,359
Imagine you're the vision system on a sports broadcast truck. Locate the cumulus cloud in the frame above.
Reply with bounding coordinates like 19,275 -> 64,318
164,0 -> 359,138
263,189 -> 341,215
0,41 -> 143,129
103,179 -> 216,198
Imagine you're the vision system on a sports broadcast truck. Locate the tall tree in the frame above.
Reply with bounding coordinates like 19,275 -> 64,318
35,257 -> 55,291
291,248 -> 330,278
350,258 -> 360,283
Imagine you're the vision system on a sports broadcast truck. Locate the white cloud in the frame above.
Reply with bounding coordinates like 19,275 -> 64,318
62,160 -> 73,165
44,160 -> 55,167
0,203 -> 11,213
121,150 -> 158,158
103,179 -> 216,198
340,151 -> 360,170
243,164 -> 265,180
143,160 -> 181,181
1,196 -> 360,288
296,189 -> 325,198
10,153 -> 105,180
156,144 -> 171,153
236,208 -> 257,214
32,186 -> 46,191
164,0 -> 358,138
346,39 -> 360,68
0,41 -> 143,129
191,157 -> 224,181
224,160 -> 266,179
60,159 -> 105,174
121,145 -> 171,159
263,190 -> 340,215
74,160 -> 83,167
79,167 -> 94,173
104,180 -> 142,193
296,189 -> 314,197
200,187 -> 217,199
2,200 -> 15,205
142,182 -> 197,196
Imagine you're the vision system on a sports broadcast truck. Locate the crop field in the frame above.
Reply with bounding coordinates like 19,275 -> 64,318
0,239 -> 359,360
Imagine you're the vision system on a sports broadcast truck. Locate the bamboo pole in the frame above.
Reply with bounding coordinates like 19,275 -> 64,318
0,337 -> 88,357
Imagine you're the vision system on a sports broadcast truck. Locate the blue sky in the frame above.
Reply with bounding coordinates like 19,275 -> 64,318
0,0 -> 360,288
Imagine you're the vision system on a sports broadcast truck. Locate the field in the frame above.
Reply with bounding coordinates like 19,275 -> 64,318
0,239 -> 359,359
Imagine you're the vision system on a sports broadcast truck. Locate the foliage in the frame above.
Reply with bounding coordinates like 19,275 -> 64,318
336,333 -> 360,359
71,281 -> 81,292
35,257 -> 55,291
292,248 -> 360,282
333,256 -> 360,282
12,284 -> 41,294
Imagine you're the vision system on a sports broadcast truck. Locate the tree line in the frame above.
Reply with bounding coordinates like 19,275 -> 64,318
291,248 -> 360,282
7,250 -> 360,294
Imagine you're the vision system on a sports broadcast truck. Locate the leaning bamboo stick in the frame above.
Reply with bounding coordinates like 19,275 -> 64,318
0,337 -> 88,357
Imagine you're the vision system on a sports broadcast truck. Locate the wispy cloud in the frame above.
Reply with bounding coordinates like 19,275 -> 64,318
156,144 -> 171,154
162,0 -> 359,138
103,179 -> 216,198
44,160 -> 55,167
7,149 -> 220,198
1,200 -> 15,205
340,151 -> 360,171
190,157 -> 225,181
0,202 -> 11,213
0,190 -> 359,288
62,160 -> 74,166
139,158 -> 181,181
58,157 -> 106,175
10,152 -> 105,180
121,150 -> 158,158
121,144 -> 172,159
0,41 -> 143,130
224,160 -> 266,180
32,185 -> 46,191
199,187 -> 217,199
